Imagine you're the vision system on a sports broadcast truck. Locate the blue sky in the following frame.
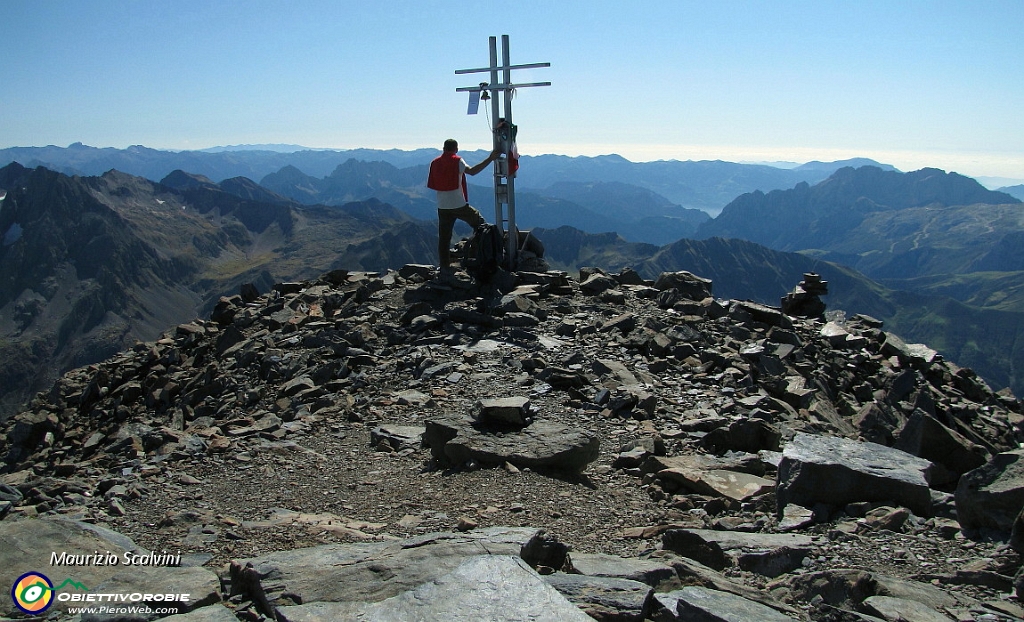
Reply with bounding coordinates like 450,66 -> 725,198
3,1 -> 1022,181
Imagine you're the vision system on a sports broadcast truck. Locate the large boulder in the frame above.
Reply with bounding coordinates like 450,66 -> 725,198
544,573 -> 653,622
653,271 -> 713,300
894,410 -> 988,479
956,449 -> 1024,533
776,433 -> 936,517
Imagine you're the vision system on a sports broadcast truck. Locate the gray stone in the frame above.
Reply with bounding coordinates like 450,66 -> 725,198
160,605 -> 241,622
370,425 -> 425,451
729,301 -> 793,328
398,263 -> 435,280
281,375 -> 315,396
776,433 -> 936,517
662,529 -> 730,571
0,483 -> 22,503
778,569 -> 875,606
276,555 -> 593,622
658,465 -> 774,502
820,321 -> 852,346
861,595 -> 952,622
881,333 -> 940,367
0,517 -> 143,617
956,448 -> 1024,532
895,410 -> 988,478
655,586 -> 800,622
545,572 -> 653,622
735,546 -> 809,579
477,396 -> 532,427
663,529 -> 813,578
593,358 -> 640,387
393,388 -> 431,405
648,453 -> 767,478
229,527 -> 536,606
701,418 -> 781,454
659,555 -> 799,616
580,273 -> 618,295
82,566 -> 221,621
780,570 -> 957,612
778,504 -> 815,531
653,271 -> 713,300
424,417 -> 599,472
570,552 -> 677,588
600,312 -> 637,335
520,529 -> 570,571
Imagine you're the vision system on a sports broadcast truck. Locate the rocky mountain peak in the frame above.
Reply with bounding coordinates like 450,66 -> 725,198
2,264 -> 1023,620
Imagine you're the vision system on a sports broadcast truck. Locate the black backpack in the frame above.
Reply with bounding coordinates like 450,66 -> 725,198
464,223 -> 505,282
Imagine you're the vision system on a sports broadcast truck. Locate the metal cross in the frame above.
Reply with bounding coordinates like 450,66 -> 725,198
456,35 -> 550,270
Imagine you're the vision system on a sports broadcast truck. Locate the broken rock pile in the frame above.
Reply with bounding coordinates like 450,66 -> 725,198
2,264 -> 1024,621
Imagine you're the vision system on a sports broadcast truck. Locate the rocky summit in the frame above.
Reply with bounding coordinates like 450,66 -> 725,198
2,264 -> 1024,621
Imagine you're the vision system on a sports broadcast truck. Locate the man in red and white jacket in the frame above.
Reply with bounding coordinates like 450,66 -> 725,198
427,139 -> 500,272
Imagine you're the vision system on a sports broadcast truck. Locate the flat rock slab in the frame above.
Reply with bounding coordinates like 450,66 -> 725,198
659,466 -> 774,501
545,572 -> 653,622
228,527 -> 538,606
679,529 -> 815,552
662,555 -> 800,616
662,529 -> 814,577
777,432 -> 936,517
0,517 -> 143,617
655,586 -> 800,622
370,424 -> 425,451
392,389 -> 431,405
862,595 -> 953,622
161,605 -> 242,622
79,566 -> 221,621
570,552 -> 677,588
277,555 -> 593,622
424,417 -> 599,472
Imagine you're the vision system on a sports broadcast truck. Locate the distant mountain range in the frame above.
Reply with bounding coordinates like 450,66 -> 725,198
0,144 -> 897,236
2,146 -> 1023,417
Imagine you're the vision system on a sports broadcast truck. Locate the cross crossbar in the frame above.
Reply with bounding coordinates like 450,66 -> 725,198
455,62 -> 551,75
455,81 -> 552,92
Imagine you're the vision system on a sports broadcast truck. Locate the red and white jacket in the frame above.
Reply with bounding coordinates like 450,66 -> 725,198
427,153 -> 468,202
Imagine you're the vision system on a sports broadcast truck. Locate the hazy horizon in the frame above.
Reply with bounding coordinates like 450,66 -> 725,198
5,1 -> 1022,181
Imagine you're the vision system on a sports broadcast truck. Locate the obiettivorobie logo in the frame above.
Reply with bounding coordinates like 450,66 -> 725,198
11,570 -> 191,615
11,572 -> 87,614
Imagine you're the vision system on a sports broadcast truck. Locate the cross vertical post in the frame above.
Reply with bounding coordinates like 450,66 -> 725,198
456,35 -> 550,271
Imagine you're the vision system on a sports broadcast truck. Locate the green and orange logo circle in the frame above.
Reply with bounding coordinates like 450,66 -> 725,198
11,571 -> 54,614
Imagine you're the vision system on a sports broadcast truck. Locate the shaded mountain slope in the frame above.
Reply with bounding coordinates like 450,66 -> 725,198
0,165 -> 416,418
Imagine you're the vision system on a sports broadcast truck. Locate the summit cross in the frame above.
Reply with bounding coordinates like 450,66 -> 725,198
455,35 -> 550,270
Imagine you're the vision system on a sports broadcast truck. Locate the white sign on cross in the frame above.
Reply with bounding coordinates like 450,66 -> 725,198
455,35 -> 550,270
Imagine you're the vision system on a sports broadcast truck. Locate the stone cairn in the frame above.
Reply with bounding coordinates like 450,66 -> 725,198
781,272 -> 828,318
